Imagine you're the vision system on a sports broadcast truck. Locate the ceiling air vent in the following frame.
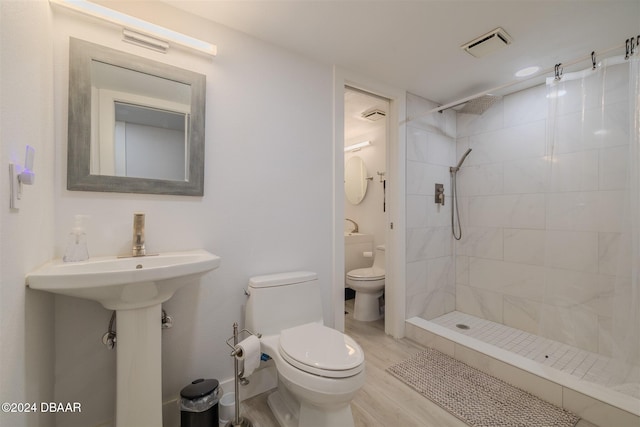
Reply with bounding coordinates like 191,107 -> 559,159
461,27 -> 512,58
362,108 -> 386,121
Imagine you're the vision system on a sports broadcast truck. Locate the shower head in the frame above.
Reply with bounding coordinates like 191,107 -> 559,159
457,95 -> 502,115
450,148 -> 472,173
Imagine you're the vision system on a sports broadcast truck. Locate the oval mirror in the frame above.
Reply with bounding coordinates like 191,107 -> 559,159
345,156 -> 368,205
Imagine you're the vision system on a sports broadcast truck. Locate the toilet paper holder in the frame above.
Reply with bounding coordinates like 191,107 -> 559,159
224,322 -> 261,427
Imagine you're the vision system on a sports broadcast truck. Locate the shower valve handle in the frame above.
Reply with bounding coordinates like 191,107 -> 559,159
435,183 -> 445,206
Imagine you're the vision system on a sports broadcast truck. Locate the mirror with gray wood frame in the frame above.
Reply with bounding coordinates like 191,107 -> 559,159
67,38 -> 206,195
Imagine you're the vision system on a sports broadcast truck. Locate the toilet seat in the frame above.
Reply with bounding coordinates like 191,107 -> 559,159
346,266 -> 385,281
278,323 -> 364,378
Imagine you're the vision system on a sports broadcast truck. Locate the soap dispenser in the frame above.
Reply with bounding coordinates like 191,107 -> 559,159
63,215 -> 89,262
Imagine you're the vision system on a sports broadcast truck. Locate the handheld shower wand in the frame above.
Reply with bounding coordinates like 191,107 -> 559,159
450,148 -> 472,173
450,149 -> 472,240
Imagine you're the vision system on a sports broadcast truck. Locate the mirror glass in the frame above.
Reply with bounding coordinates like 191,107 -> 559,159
345,156 -> 368,205
68,38 -> 206,195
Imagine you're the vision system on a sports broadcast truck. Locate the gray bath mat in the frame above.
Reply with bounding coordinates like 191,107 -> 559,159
387,348 -> 580,427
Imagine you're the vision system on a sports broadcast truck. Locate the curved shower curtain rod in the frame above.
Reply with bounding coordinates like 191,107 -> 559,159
402,38 -> 636,125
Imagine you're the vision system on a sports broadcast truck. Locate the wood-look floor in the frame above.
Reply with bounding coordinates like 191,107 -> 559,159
239,300 -> 598,427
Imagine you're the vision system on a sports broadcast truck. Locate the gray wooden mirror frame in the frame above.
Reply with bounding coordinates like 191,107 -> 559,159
67,38 -> 206,196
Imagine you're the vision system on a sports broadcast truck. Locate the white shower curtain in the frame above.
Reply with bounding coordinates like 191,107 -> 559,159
544,54 -> 639,392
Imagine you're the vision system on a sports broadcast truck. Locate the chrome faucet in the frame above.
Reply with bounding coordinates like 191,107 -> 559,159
132,213 -> 146,257
345,218 -> 359,234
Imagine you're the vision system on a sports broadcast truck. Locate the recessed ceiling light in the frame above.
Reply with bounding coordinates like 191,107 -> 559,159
515,66 -> 540,77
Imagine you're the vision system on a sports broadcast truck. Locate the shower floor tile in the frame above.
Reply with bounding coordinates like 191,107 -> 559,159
430,311 -> 640,400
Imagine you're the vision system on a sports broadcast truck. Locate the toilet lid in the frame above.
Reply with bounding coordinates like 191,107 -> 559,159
347,266 -> 385,281
279,323 -> 364,378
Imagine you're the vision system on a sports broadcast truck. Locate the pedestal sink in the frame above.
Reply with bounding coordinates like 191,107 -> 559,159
26,249 -> 221,427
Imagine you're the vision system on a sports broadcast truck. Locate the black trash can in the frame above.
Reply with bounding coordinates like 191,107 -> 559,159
180,378 -> 221,427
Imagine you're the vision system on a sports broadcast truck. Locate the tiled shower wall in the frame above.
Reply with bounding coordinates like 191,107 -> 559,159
405,93 -> 457,320
454,63 -> 631,357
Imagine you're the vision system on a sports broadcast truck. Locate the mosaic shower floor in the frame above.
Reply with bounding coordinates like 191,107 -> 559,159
429,311 -> 640,401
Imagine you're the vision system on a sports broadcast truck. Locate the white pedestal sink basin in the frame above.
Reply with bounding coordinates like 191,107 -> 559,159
26,249 -> 221,427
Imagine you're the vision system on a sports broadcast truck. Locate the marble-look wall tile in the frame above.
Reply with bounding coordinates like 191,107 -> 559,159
544,230 -> 598,273
503,228 -> 545,265
456,100 -> 504,138
455,255 -> 469,285
597,190 -> 626,233
420,287 -> 456,320
407,93 -> 456,137
456,227 -> 503,259
406,289 -> 429,319
503,296 -> 541,335
599,145 -> 629,190
451,75 -> 633,358
456,284 -> 503,323
503,84 -> 547,126
406,160 -> 449,195
458,164 -> 504,196
406,195 -> 428,228
469,258 -> 545,301
467,193 -> 548,230
503,157 -> 550,194
405,92 -> 457,319
426,200 -> 451,227
549,150 -> 599,192
551,102 -> 629,154
467,195 -> 505,228
468,120 -> 545,166
406,127 -> 429,162
597,316 -> 613,357
543,267 -> 601,310
406,259 -> 428,300
598,232 -> 631,276
407,257 -> 455,320
426,132 -> 456,166
546,191 -> 600,231
503,194 -> 546,229
427,256 -> 455,289
406,227 -> 452,262
539,304 -> 599,352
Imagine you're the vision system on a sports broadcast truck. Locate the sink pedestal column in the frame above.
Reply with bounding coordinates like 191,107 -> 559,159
116,303 -> 162,427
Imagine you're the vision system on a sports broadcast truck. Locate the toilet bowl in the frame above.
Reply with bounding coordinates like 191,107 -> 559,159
245,271 -> 365,427
346,245 -> 385,321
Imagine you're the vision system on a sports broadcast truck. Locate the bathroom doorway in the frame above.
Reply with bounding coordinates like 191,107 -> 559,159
343,86 -> 389,326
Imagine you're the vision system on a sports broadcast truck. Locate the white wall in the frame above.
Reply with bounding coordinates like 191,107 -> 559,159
344,124 -> 387,256
0,1 -> 56,427
2,2 -> 336,426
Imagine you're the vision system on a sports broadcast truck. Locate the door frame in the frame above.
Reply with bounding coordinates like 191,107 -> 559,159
332,66 -> 406,338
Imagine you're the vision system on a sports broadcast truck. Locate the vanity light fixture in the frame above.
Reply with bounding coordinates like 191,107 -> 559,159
122,29 -> 169,54
344,141 -> 372,152
49,0 -> 217,57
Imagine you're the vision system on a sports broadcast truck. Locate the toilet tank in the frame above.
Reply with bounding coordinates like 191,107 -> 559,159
373,245 -> 385,270
245,271 -> 323,336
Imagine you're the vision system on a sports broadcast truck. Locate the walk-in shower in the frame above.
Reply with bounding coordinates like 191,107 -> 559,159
450,148 -> 471,240
404,38 -> 640,425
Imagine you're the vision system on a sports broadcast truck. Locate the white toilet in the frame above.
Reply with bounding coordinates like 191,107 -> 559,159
346,245 -> 385,321
245,271 -> 365,427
